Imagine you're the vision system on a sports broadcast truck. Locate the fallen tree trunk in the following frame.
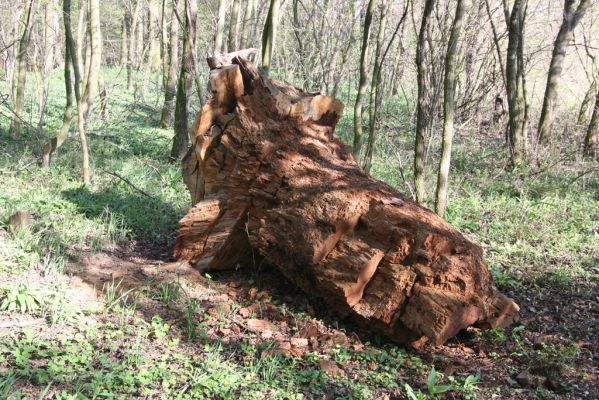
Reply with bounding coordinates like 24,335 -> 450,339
174,54 -> 519,345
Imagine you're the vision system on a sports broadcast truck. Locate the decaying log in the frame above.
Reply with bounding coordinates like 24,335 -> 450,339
175,53 -> 519,345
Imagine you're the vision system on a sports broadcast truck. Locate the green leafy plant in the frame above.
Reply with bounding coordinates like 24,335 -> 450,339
404,383 -> 426,400
426,367 -> 452,397
448,373 -> 480,399
150,315 -> 170,340
0,284 -> 45,314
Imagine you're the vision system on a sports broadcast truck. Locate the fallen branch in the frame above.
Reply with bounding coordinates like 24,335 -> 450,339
100,169 -> 155,199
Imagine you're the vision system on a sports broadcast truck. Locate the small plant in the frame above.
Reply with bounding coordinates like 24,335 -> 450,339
150,315 -> 170,340
0,284 -> 45,314
102,279 -> 134,311
404,383 -> 426,400
426,367 -> 452,398
448,373 -> 480,399
154,280 -> 182,304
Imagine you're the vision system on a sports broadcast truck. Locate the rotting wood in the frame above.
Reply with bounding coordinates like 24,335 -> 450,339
174,52 -> 519,346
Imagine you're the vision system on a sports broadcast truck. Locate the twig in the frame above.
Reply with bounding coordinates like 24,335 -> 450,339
100,169 -> 155,199
396,150 -> 416,201
527,149 -> 579,177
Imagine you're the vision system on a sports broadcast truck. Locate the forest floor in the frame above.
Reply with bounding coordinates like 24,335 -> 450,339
0,68 -> 597,399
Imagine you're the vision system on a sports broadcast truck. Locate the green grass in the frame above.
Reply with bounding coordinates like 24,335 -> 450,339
1,66 -> 598,399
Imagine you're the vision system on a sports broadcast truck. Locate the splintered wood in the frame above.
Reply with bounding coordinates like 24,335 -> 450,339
174,54 -> 519,345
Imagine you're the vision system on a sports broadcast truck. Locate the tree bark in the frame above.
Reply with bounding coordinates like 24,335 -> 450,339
436,0 -> 468,218
127,0 -> 141,91
9,0 -> 34,138
414,0 -> 437,203
537,0 -> 591,143
148,0 -> 161,71
577,78 -> 596,126
42,38 -> 75,168
362,1 -> 386,173
228,0 -> 240,52
120,16 -> 128,67
175,55 -> 519,346
261,0 -> 280,74
160,0 -> 179,128
352,0 -> 376,161
505,0 -> 526,167
215,0 -> 227,53
240,0 -> 254,49
170,0 -> 197,160
584,82 -> 599,157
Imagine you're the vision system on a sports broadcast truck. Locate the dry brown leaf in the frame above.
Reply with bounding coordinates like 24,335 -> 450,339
319,359 -> 345,377
246,318 -> 275,333
290,337 -> 309,348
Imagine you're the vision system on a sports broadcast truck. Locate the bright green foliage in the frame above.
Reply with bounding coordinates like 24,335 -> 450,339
0,284 -> 45,314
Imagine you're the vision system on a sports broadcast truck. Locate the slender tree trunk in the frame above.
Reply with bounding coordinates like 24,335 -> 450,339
363,0 -> 386,172
42,39 -> 75,168
578,78 -> 596,126
240,0 -> 253,49
352,0 -> 376,160
584,83 -> 599,157
43,2 -> 57,73
170,0 -> 197,159
160,0 -> 178,128
215,0 -> 227,53
537,0 -> 590,143
120,16 -> 128,66
261,0 -> 280,74
148,0 -> 161,71
76,0 -> 86,87
135,13 -> 144,70
127,1 -> 141,90
9,0 -> 34,138
228,0 -> 240,51
82,0 -> 101,120
505,0 -> 526,167
435,0 -> 468,218
414,0 -> 437,203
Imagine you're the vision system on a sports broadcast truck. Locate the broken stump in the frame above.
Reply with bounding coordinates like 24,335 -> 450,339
174,54 -> 519,345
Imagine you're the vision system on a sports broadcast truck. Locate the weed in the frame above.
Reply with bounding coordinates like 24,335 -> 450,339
150,315 -> 170,340
154,280 -> 182,304
0,284 -> 45,314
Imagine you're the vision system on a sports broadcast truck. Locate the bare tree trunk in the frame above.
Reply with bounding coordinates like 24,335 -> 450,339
578,78 -> 596,126
214,0 -> 227,53
160,0 -> 179,128
76,0 -> 86,87
228,0 -> 240,51
352,0 -> 376,160
170,0 -> 197,159
414,0 -> 437,203
120,16 -> 128,66
537,0 -> 590,144
435,0 -> 468,218
42,39 -> 75,168
82,0 -> 101,120
240,0 -> 254,49
261,0 -> 280,74
148,0 -> 161,71
135,12 -> 144,70
584,82 -> 599,157
127,0 -> 141,90
363,1 -> 386,172
43,2 -> 57,73
9,0 -> 34,138
505,0 -> 526,167
363,0 -> 409,173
